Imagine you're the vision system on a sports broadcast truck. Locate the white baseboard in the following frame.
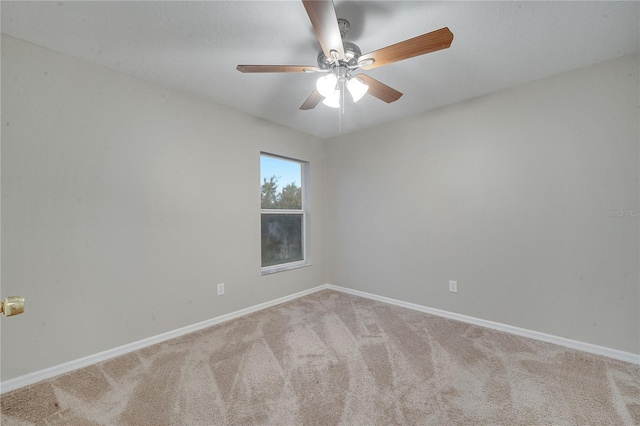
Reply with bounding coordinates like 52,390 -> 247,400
0,285 -> 329,394
326,284 -> 640,365
3,283 -> 637,393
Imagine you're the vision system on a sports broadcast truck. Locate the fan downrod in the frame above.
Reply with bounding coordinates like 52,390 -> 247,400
337,18 -> 350,39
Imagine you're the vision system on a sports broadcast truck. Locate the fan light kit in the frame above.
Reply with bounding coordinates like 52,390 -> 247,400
315,69 -> 368,108
237,0 -> 454,112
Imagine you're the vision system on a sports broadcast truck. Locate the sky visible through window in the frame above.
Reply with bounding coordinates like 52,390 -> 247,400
260,155 -> 301,192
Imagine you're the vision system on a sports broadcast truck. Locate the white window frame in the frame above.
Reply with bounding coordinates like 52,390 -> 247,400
260,153 -> 311,275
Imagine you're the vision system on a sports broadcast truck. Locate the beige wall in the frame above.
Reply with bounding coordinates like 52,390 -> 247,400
1,35 -> 327,380
327,53 -> 639,354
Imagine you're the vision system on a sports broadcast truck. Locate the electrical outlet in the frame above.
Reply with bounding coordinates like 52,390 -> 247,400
217,283 -> 225,296
449,280 -> 458,293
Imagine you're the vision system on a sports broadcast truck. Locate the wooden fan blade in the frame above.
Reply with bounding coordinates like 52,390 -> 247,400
236,65 -> 322,73
358,27 -> 453,70
357,74 -> 403,103
302,0 -> 345,60
300,89 -> 324,110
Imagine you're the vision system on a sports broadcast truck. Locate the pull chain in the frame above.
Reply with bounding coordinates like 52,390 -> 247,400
338,78 -> 345,133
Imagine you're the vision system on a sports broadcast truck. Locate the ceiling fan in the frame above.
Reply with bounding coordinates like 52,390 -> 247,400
237,0 -> 454,110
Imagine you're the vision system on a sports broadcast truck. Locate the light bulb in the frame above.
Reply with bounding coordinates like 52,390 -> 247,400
316,74 -> 338,98
347,77 -> 369,102
322,89 -> 340,108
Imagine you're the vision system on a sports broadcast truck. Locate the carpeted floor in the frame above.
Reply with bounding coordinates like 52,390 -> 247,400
1,289 -> 639,425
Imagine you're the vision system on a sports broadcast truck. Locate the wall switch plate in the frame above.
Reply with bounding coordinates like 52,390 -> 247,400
217,283 -> 225,296
449,280 -> 458,293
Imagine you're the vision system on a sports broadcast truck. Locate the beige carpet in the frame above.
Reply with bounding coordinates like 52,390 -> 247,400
1,290 -> 639,425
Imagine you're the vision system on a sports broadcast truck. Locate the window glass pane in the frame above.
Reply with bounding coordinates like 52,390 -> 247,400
261,214 -> 303,267
260,156 -> 302,209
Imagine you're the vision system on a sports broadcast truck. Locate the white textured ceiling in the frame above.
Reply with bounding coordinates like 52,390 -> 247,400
2,1 -> 638,139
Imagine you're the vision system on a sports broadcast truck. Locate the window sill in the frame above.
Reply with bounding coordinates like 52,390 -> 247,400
261,261 -> 311,276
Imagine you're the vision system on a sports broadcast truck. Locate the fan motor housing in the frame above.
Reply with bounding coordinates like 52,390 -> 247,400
317,41 -> 362,70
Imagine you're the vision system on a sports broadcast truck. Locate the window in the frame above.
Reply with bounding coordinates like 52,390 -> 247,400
260,153 -> 310,274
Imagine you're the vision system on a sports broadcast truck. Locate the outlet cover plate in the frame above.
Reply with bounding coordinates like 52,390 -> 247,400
217,283 -> 225,296
449,280 -> 458,293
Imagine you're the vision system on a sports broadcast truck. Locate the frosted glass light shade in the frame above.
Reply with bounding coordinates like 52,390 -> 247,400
322,90 -> 340,108
347,77 -> 368,102
316,74 -> 338,98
